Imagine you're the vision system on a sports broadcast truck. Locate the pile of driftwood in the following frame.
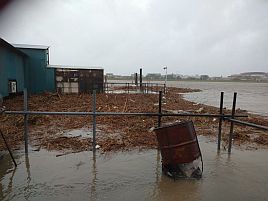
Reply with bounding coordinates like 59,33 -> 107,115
0,87 -> 267,153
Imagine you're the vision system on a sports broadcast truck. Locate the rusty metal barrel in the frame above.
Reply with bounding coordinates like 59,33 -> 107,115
154,121 -> 201,165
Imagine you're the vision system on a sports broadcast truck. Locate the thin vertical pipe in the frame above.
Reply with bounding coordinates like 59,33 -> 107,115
135,73 -> 138,86
23,88 -> 28,153
127,83 -> 129,94
217,92 -> 224,151
140,68 -> 142,91
158,91 -> 162,127
92,90 -> 97,152
228,92 -> 237,153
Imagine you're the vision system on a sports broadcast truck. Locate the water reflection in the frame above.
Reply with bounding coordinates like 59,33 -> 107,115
24,153 -> 31,200
155,150 -> 160,183
151,150 -> 161,199
151,154 -> 201,201
0,137 -> 268,201
90,152 -> 97,201
6,167 -> 16,197
0,152 -> 17,200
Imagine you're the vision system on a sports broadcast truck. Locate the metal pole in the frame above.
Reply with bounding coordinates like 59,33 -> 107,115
127,83 -> 129,94
224,118 -> 268,131
158,91 -> 162,127
92,90 -> 97,152
163,66 -> 167,94
23,88 -> 29,153
4,110 -> 247,118
140,68 -> 142,91
217,92 -> 224,151
228,92 -> 237,153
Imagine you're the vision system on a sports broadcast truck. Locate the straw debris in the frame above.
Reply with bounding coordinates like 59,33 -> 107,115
1,87 -> 268,153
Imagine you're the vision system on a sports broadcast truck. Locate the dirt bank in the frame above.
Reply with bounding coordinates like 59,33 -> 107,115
0,87 -> 268,153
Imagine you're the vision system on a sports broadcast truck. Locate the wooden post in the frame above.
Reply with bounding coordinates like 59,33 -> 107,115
217,92 -> 224,151
135,73 -> 138,86
140,68 -> 142,91
228,92 -> 237,153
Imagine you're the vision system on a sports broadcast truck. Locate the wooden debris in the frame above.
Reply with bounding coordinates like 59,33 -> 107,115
0,87 -> 267,152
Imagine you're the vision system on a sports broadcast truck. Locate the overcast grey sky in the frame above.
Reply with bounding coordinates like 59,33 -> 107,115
0,0 -> 267,76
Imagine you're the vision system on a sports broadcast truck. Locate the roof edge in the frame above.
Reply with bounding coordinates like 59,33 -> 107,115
48,64 -> 103,70
0,38 -> 28,57
12,43 -> 49,50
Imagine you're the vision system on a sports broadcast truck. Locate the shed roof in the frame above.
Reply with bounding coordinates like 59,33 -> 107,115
48,64 -> 103,70
0,38 -> 28,57
12,44 -> 49,50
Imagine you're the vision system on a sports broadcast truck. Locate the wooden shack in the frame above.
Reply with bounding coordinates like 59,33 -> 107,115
53,66 -> 104,94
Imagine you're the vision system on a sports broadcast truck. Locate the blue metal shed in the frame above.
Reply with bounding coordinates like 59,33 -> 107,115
0,38 -> 56,98
0,38 -> 27,97
13,44 -> 56,94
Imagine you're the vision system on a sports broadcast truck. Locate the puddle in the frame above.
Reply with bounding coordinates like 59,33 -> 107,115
1,136 -> 268,201
63,128 -> 93,138
61,127 -> 123,142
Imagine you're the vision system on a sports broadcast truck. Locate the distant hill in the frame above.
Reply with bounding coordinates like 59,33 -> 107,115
229,72 -> 268,81
240,72 -> 268,77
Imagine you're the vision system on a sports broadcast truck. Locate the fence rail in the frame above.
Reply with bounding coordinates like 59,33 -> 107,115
224,118 -> 268,131
104,82 -> 166,94
5,110 -> 248,118
1,89 -> 267,155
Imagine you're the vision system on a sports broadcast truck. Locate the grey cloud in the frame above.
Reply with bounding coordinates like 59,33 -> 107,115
0,0 -> 267,76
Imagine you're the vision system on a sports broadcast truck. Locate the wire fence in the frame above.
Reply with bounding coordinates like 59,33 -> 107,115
104,82 -> 166,94
2,89 -> 268,157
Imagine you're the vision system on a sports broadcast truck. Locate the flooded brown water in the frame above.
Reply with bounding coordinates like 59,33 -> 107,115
1,136 -> 268,201
109,80 -> 268,116
168,81 -> 268,116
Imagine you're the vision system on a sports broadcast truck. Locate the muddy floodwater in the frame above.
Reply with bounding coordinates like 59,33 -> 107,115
169,81 -> 268,116
1,136 -> 268,201
111,80 -> 268,116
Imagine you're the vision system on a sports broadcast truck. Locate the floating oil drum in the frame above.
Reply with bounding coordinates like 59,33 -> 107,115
154,121 -> 203,178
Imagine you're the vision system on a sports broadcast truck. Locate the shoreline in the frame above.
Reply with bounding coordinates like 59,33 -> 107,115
107,78 -> 268,84
0,87 -> 267,153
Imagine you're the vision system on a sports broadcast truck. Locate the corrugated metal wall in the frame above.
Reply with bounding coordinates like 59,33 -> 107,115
18,48 -> 55,94
0,46 -> 25,97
